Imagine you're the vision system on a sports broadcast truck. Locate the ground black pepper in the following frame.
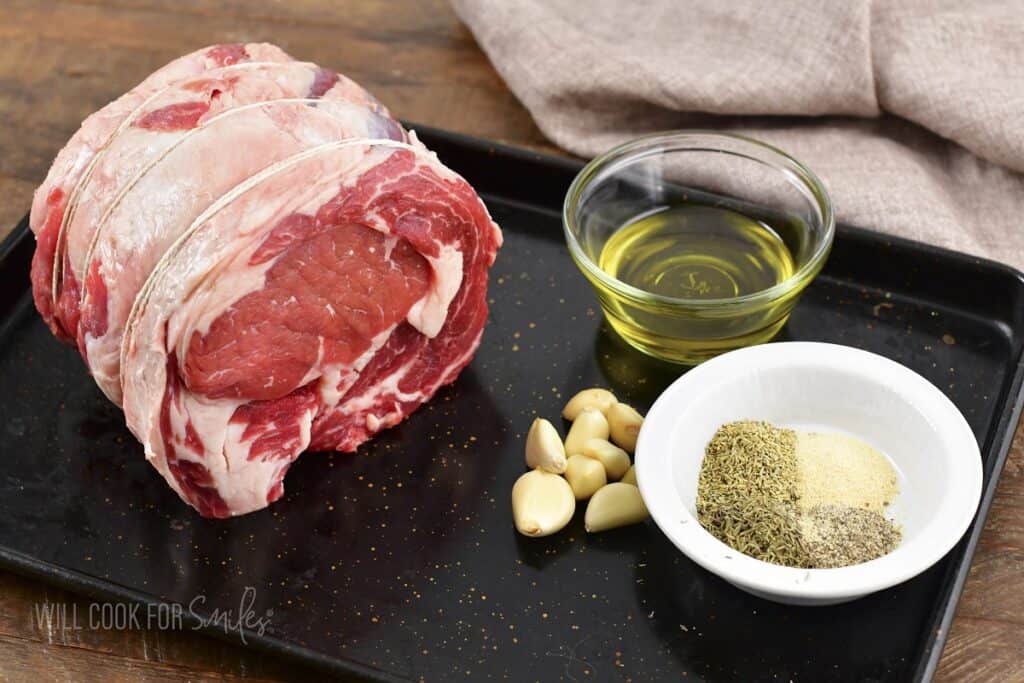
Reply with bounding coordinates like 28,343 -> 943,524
800,504 -> 902,568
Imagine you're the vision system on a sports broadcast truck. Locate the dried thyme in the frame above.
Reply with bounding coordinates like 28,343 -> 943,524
696,421 -> 811,568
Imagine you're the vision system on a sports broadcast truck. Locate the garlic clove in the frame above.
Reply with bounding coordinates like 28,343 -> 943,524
564,408 -> 610,455
582,438 -> 631,480
525,417 -> 567,473
562,388 -> 617,421
565,454 -> 606,501
607,403 -> 643,453
512,469 -> 575,537
584,482 -> 649,533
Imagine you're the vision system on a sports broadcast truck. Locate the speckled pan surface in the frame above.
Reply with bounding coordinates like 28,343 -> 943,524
0,126 -> 1022,682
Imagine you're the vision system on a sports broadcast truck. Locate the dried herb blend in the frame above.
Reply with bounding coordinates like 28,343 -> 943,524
695,421 -> 902,569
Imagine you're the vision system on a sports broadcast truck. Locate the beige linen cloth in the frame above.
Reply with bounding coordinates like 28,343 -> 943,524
452,0 -> 1024,271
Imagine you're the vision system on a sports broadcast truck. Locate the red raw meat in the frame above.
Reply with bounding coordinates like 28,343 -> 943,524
28,46 -> 502,517
30,43 -> 294,342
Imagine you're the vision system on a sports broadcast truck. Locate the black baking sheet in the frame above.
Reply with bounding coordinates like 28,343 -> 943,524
0,125 -> 1022,682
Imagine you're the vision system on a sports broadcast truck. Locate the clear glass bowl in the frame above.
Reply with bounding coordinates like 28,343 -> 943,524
563,131 -> 835,364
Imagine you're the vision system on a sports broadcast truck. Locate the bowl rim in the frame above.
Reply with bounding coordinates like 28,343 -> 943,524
634,341 -> 983,601
562,131 -> 836,310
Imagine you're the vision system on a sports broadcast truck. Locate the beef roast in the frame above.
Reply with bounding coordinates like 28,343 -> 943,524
31,43 -> 294,342
28,45 -> 502,517
72,63 -> 404,403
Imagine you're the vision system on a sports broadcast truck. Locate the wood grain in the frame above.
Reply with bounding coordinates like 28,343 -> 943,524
0,0 -> 554,240
0,1 -> 1021,681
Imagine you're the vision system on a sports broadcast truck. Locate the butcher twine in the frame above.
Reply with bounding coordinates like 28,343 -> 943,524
122,137 -> 418,392
453,0 -> 1024,270
51,60 -> 292,308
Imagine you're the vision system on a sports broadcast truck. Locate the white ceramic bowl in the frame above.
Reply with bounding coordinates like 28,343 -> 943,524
635,342 -> 982,605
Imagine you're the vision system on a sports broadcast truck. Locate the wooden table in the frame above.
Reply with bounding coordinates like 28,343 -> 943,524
0,1 -> 1021,680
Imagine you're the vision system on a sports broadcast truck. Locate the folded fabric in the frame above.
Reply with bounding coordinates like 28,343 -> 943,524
453,0 -> 1024,270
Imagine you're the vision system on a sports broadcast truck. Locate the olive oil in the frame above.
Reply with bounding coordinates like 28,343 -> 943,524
598,205 -> 795,300
588,202 -> 811,364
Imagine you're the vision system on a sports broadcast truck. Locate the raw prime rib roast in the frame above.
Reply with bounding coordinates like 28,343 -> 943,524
29,43 -> 502,518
